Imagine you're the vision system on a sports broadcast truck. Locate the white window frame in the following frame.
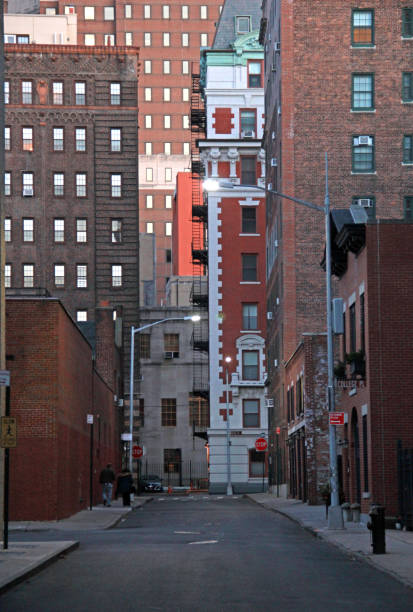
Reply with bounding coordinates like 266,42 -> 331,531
145,142 -> 152,155
163,32 -> 170,47
163,87 -> 171,102
111,174 -> 122,197
23,218 -> 34,242
163,60 -> 171,74
146,168 -> 153,182
165,222 -> 172,236
182,88 -> 189,102
110,82 -> 121,105
54,218 -> 65,242
54,264 -> 65,287
145,115 -> 152,129
182,61 -> 189,74
112,264 -> 122,287
164,115 -> 171,129
84,34 -> 95,46
165,194 -> 172,209
182,5 -> 189,19
146,222 -> 154,233
164,142 -> 171,155
144,4 -> 151,18
144,32 -> 151,46
23,264 -> 34,288
182,33 -> 189,47
144,87 -> 152,101
75,127 -> 86,152
76,173 -> 87,197
162,5 -> 170,19
200,5 -> 207,19
76,264 -> 87,288
165,168 -> 172,182
146,194 -> 153,208
144,60 -> 152,74
125,4 -> 132,18
53,172 -> 64,196
76,219 -> 87,243
84,6 -> 95,20
110,128 -> 121,152
104,6 -> 115,20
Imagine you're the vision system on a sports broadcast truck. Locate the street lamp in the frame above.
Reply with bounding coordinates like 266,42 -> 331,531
224,356 -> 233,496
128,314 -> 201,472
204,155 -> 344,529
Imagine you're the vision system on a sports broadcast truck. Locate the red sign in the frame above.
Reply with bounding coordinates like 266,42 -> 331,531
255,437 -> 267,452
329,412 -> 345,426
276,427 -> 281,435
132,445 -> 143,459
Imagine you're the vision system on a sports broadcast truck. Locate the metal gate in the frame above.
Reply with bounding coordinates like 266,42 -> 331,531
397,440 -> 413,530
138,460 -> 209,491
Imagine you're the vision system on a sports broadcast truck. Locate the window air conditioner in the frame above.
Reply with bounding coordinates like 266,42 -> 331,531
241,130 -> 255,139
265,398 -> 274,408
356,198 -> 373,208
5,35 -> 16,43
267,183 -> 272,190
274,359 -> 278,367
272,131 -> 276,140
23,188 -> 33,197
271,158 -> 278,167
356,136 -> 372,146
164,351 -> 174,359
274,42 -> 281,52
274,240 -> 278,247
276,297 -> 280,305
267,311 -> 273,320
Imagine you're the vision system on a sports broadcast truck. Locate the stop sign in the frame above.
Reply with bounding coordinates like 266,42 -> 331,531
255,437 -> 267,452
132,445 -> 143,459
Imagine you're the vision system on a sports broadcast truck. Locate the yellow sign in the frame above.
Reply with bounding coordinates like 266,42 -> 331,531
0,417 -> 17,448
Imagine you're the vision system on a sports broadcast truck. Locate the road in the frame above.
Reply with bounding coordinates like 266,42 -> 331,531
2,495 -> 413,611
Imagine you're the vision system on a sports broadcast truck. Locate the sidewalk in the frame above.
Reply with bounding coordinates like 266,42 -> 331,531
0,496 -> 151,594
246,493 -> 413,590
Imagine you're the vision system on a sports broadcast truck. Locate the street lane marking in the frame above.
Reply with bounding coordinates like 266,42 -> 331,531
188,540 -> 218,545
174,531 -> 200,534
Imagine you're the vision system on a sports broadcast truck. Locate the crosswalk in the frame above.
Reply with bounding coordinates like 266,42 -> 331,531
155,495 -> 240,502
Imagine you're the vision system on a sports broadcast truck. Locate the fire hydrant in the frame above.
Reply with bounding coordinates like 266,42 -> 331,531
367,504 -> 386,554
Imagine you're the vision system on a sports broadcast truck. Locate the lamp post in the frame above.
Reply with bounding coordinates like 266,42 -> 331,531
203,154 -> 344,528
224,356 -> 233,496
128,314 -> 201,472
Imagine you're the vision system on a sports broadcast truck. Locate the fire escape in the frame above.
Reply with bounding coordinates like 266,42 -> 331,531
190,66 -> 209,440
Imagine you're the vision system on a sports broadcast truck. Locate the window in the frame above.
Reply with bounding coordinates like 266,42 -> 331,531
145,115 -> 152,129
4,127 -> 10,151
183,115 -> 189,129
242,253 -> 258,281
75,82 -> 86,105
53,82 -> 63,105
360,293 -> 365,353
242,351 -> 259,380
236,16 -> 250,33
84,34 -> 96,46
146,194 -> 153,208
146,222 -> 154,233
104,6 -> 114,20
165,222 -> 172,236
200,5 -> 207,19
144,32 -> 151,46
145,142 -> 152,155
111,219 -> 122,242
17,35 -> 29,44
23,218 -> 34,242
352,9 -> 374,46
164,448 -> 181,472
162,5 -> 170,18
146,168 -> 153,182
349,303 -> 356,353
240,109 -> 256,134
84,6 -> 95,19
144,60 -> 152,74
162,399 -> 177,426
22,172 -> 33,196
144,4 -> 151,18
182,60 -> 189,74
5,172 -> 11,196
402,7 -> 413,37
248,61 -> 263,88
200,33 -> 208,47
54,173 -> 64,196
182,88 -> 189,102
163,60 -> 171,74
76,173 -> 87,197
23,264 -> 34,288
182,33 -> 189,47
183,142 -> 190,155
125,4 -> 132,18
110,128 -> 121,152
164,333 -> 179,355
165,168 -> 172,182
249,449 -> 265,477
112,264 -> 122,287
76,264 -> 87,288
165,194 -> 172,208
22,127 -> 33,151
164,142 -> 171,155
77,310 -> 88,322
76,218 -> 87,242
182,5 -> 189,19
163,87 -> 171,102
104,34 -> 115,46
241,157 -> 257,184
5,264 -> 11,288
242,303 -> 258,330
242,207 -> 257,233
22,81 -> 32,104
54,219 -> 65,242
54,264 -> 65,287
75,127 -> 86,152
352,135 -> 375,173
4,81 -> 9,104
139,334 -> 151,359
243,399 -> 260,427
404,196 -> 413,219
163,32 -> 170,47
402,72 -> 413,102
144,87 -> 152,101
110,83 -> 120,105
189,395 -> 209,428
4,218 -> 11,242
111,174 -> 121,197
164,115 -> 171,129
53,127 -> 64,151
45,7 -> 56,15
166,249 -> 171,263
403,135 -> 413,164
64,6 -> 75,15
352,74 -> 374,110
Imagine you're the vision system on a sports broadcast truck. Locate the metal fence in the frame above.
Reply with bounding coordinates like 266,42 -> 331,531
137,460 -> 209,490
397,440 -> 413,530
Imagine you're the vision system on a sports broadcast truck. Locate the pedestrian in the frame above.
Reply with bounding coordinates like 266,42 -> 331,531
99,463 -> 116,507
116,468 -> 134,506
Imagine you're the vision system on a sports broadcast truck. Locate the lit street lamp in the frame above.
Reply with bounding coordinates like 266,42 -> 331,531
204,155 -> 344,529
128,314 -> 201,472
224,356 -> 233,496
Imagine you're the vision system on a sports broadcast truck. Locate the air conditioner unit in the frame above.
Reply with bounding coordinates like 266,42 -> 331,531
274,42 -> 281,52
274,240 -> 278,247
267,312 -> 273,320
164,351 -> 174,359
271,131 -> 276,140
271,64 -> 277,72
241,130 -> 255,139
5,35 -> 16,43
23,188 -> 33,197
356,198 -> 373,208
274,359 -> 278,367
356,136 -> 373,146
271,158 -> 278,167
117,399 -> 124,407
265,398 -> 274,408
268,182 -> 272,190
276,297 -> 280,305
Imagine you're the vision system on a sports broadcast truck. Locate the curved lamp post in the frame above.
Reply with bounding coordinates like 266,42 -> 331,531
224,356 -> 233,496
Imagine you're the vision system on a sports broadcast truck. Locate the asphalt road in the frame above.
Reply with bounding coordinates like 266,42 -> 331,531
2,495 -> 413,611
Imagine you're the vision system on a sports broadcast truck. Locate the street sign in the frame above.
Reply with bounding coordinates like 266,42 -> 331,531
329,412 -> 345,426
255,437 -> 267,452
276,426 -> 281,435
87,414 -> 94,424
0,370 -> 10,387
132,445 -> 143,459
0,417 -> 17,448
121,433 -> 133,441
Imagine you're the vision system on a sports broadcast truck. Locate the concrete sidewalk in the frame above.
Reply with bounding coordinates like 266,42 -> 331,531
0,496 -> 151,594
247,493 -> 413,590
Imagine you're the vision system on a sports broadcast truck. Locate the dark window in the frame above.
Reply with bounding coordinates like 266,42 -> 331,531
342,310 -> 347,361
240,110 -> 256,134
242,207 -> 256,233
404,196 -> 413,219
75,82 -> 86,105
360,293 -> 365,353
249,449 -> 265,477
352,135 -> 375,173
362,414 -> 369,492
352,9 -> 374,46
402,7 -> 413,37
110,82 -> 121,105
139,334 -> 150,359
352,74 -> 374,110
161,399 -> 177,426
242,303 -> 258,330
164,448 -> 181,473
166,249 -> 172,263
241,157 -> 256,184
189,395 -> 209,428
290,385 -> 295,420
403,72 -> 413,102
243,399 -> 260,427
296,377 -> 303,415
164,333 -> 179,354
242,253 -> 257,281
138,398 -> 144,427
242,350 -> 259,380
403,135 -> 413,164
349,303 -> 356,353
111,219 -> 122,243
248,61 -> 263,87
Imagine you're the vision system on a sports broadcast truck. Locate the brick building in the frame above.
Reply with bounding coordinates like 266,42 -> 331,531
4,44 -> 139,408
36,0 -> 224,303
6,297 -> 121,521
260,1 -> 413,496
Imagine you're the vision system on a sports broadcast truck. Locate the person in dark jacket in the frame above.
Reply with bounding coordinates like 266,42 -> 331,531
116,468 -> 133,506
99,463 -> 116,507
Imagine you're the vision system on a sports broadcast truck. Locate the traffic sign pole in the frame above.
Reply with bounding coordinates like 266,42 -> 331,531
3,385 -> 11,550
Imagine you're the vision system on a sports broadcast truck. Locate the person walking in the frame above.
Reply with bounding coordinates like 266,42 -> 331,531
116,468 -> 134,506
99,463 -> 116,507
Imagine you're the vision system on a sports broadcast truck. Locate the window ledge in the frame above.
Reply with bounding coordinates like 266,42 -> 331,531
239,233 -> 261,237
350,109 -> 376,113
240,281 -> 261,285
401,37 -> 413,40
351,171 -> 377,175
240,330 -> 262,334
402,100 -> 413,104
402,162 -> 413,166
350,45 -> 376,49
